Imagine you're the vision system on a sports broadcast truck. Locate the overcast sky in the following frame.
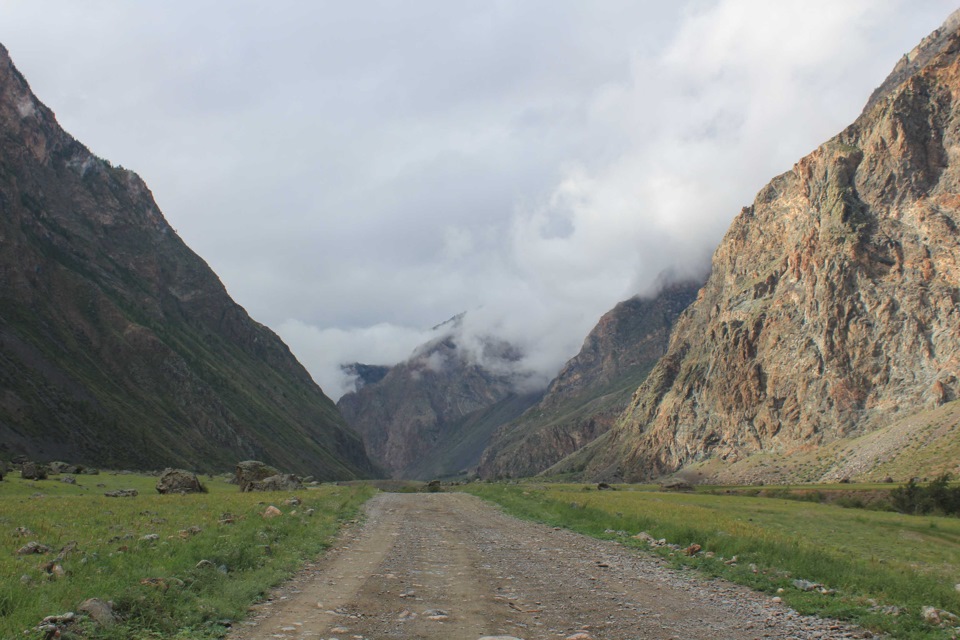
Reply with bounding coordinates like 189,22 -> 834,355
0,1 -> 956,399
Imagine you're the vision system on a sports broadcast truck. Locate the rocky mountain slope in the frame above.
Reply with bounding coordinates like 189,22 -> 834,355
337,317 -> 541,479
564,13 -> 960,483
477,281 -> 700,479
0,44 -> 377,479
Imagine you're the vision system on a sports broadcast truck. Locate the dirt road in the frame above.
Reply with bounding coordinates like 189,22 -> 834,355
228,492 -> 868,640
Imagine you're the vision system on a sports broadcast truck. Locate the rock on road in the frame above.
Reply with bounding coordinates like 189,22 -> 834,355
228,492 -> 869,640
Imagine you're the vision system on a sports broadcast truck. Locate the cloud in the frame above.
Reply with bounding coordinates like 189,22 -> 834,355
0,0 -> 956,400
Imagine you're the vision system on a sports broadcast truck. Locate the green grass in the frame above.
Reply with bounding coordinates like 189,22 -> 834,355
464,483 -> 960,639
0,471 -> 373,639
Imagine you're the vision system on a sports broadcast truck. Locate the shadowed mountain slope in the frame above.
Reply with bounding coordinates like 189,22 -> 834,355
0,44 -> 377,479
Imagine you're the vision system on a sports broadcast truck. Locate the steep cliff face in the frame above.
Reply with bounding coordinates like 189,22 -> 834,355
337,321 -> 540,479
577,16 -> 960,482
477,281 -> 700,479
0,44 -> 377,479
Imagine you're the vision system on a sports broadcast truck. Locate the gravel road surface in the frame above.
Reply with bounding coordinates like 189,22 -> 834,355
227,492 -> 871,640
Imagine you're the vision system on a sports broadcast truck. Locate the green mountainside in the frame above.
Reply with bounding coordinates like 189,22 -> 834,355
0,44 -> 377,479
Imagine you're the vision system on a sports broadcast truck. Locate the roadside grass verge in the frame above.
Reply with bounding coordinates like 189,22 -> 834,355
463,483 -> 960,640
0,472 -> 373,639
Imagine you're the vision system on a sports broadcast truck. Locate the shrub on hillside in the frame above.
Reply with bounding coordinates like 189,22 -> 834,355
890,474 -> 960,516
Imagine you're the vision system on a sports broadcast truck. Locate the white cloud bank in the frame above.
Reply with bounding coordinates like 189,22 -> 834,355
0,0 -> 955,399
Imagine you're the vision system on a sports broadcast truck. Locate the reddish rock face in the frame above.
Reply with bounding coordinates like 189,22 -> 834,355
581,14 -> 960,482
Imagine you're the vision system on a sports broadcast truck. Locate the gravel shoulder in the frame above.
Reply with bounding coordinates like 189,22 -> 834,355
227,492 -> 872,640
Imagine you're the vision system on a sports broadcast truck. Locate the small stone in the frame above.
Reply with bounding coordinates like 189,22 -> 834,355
60,475 -> 76,484
283,497 -> 302,506
263,505 -> 282,518
16,541 -> 52,555
684,543 -> 702,556
922,606 -> 941,625
77,598 -> 116,627
397,609 -> 417,621
20,574 -> 32,585
566,634 -> 594,640
305,508 -> 315,517
50,564 -> 65,578
140,534 -> 159,541
792,579 -> 820,591
772,597 -> 782,604
196,559 -> 215,569
103,489 -> 138,498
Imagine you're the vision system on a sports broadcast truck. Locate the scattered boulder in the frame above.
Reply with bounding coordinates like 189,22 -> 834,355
684,543 -> 702,556
282,496 -> 302,506
659,478 -> 693,492
17,541 -> 52,555
922,606 -> 959,626
77,598 -> 117,627
597,482 -> 615,491
60,475 -> 76,485
47,461 -> 70,475
80,468 -> 99,475
793,579 -> 822,592
249,473 -> 303,492
104,489 -> 138,498
21,461 -> 47,480
235,460 -> 280,492
262,505 -> 282,518
155,468 -> 206,494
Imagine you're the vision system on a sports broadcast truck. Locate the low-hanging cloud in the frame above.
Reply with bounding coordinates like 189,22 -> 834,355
0,1 -> 955,400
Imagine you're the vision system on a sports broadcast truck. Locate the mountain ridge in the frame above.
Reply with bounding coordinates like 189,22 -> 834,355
559,16 -> 960,483
0,43 -> 378,479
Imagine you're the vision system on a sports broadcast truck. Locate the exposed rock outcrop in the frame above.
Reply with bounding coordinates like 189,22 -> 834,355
0,44 -> 376,480
478,281 -> 700,479
573,13 -> 960,482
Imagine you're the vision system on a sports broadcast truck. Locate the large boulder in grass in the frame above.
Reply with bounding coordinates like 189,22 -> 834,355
235,460 -> 280,492
249,473 -> 303,492
659,477 -> 694,492
21,461 -> 47,480
156,468 -> 206,494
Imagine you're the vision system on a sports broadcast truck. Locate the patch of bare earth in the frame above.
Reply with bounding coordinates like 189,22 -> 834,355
227,493 -> 871,640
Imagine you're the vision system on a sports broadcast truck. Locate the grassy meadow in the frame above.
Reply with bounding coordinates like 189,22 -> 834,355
465,483 -> 960,639
0,471 -> 373,639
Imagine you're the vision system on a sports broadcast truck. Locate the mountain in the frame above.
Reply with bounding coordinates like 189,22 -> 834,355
337,317 -> 541,479
561,12 -> 960,483
477,280 -> 701,479
0,44 -> 377,479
